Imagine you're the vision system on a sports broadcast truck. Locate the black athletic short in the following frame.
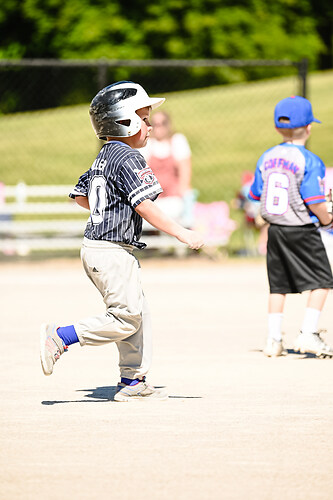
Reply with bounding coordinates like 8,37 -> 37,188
267,224 -> 333,294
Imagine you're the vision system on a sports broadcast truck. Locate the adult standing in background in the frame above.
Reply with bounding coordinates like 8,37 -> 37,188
141,111 -> 195,227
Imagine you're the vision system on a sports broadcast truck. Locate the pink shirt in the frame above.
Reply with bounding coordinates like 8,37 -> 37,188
141,134 -> 191,198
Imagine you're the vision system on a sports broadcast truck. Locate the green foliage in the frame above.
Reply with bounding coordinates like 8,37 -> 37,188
0,0 -> 329,70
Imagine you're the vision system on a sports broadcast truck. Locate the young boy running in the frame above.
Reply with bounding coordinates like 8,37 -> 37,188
40,81 -> 204,400
249,95 -> 333,358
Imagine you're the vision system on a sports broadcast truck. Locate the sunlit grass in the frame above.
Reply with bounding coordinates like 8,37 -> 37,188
0,70 -> 332,204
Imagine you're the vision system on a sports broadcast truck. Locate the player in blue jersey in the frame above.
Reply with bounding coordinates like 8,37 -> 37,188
249,96 -> 333,358
40,81 -> 204,400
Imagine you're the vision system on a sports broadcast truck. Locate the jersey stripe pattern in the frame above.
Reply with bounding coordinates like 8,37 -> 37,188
70,141 -> 163,248
249,143 -> 326,226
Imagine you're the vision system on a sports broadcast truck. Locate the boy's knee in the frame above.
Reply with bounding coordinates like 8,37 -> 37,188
106,309 -> 142,337
125,314 -> 142,336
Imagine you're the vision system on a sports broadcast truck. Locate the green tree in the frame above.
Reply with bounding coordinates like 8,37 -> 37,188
0,0 -> 330,69
309,0 -> 333,68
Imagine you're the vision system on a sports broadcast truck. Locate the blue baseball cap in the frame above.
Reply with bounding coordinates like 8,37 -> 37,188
274,95 -> 321,129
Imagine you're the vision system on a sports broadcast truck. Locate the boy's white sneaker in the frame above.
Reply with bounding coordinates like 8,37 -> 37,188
263,338 -> 287,357
40,323 -> 67,375
114,381 -> 168,402
294,331 -> 333,358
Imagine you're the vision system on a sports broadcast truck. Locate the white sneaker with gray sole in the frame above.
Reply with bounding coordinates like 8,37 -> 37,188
294,331 -> 333,358
263,338 -> 287,357
114,381 -> 168,402
40,323 -> 67,375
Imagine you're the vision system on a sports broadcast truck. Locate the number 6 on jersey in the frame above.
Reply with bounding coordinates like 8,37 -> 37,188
266,172 -> 289,215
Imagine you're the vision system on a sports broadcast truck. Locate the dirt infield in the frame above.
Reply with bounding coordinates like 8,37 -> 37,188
1,256 -> 333,500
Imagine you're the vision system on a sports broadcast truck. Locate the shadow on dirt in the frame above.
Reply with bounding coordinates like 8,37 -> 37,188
251,348 -> 319,359
41,385 -> 202,405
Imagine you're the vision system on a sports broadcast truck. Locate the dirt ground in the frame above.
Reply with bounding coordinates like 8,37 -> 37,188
1,255 -> 333,500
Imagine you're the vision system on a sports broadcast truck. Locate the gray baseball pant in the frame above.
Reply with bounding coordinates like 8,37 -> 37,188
74,238 -> 152,380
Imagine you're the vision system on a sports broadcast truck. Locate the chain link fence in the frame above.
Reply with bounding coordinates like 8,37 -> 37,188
0,59 -> 310,256
0,58 -> 306,203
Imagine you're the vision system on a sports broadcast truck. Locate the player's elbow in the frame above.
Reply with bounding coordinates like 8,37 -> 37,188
248,190 -> 260,201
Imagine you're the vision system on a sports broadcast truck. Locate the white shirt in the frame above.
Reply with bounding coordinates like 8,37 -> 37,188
141,133 -> 191,162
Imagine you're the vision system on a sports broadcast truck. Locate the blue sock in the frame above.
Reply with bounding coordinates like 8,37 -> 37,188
57,325 -> 79,346
121,377 -> 141,386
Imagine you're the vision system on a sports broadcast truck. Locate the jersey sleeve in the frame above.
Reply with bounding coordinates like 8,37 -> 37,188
248,157 -> 264,201
69,170 -> 89,199
300,153 -> 326,206
117,152 -> 163,208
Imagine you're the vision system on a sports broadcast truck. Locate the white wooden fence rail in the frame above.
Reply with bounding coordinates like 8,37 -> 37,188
0,183 -> 192,255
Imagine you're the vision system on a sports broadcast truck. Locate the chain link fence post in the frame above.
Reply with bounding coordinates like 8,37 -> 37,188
297,58 -> 308,98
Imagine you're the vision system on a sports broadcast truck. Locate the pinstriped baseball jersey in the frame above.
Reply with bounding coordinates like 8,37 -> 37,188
69,141 -> 163,248
249,143 -> 326,226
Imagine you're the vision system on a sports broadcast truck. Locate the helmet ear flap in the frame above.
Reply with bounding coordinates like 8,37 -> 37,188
115,112 -> 142,136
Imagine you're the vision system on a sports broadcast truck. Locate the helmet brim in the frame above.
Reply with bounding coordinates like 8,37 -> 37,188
144,97 -> 165,110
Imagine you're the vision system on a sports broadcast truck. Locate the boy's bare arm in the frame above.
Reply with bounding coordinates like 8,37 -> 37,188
75,195 -> 90,210
309,201 -> 333,226
135,199 -> 204,249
